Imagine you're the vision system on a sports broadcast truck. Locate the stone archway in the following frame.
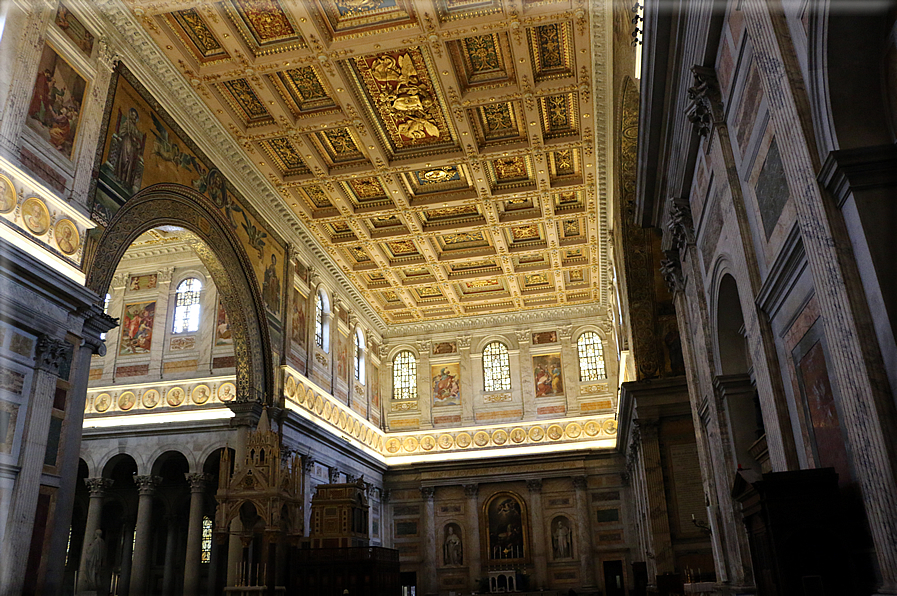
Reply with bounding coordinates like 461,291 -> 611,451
84,183 -> 273,404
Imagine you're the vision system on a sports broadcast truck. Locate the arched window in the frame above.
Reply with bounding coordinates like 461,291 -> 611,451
354,329 -> 365,383
393,350 -> 417,400
172,278 -> 202,334
315,293 -> 325,350
201,516 -> 213,563
577,331 -> 606,381
483,341 -> 511,391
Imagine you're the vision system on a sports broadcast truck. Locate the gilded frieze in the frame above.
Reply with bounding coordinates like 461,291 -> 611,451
345,48 -> 457,158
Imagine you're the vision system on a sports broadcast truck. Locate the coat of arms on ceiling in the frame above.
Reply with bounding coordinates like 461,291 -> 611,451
346,48 -> 456,159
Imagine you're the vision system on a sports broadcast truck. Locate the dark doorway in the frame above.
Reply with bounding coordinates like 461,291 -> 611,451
400,571 -> 416,596
604,560 -> 625,596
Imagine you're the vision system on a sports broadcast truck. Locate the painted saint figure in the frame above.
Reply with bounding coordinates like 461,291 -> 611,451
112,108 -> 146,192
443,526 -> 462,566
263,253 -> 281,314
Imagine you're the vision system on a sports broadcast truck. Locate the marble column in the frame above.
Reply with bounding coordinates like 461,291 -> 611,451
458,336 -> 474,424
417,342 -> 432,428
162,516 -> 178,595
516,331 -> 535,418
463,484 -> 481,590
43,307 -> 115,595
130,475 -> 161,596
637,421 -> 673,574
420,487 -> 436,595
76,477 -> 113,593
572,476 -> 596,587
526,479 -> 547,589
559,326 -> 578,415
0,335 -> 67,595
183,473 -> 210,596
119,521 -> 135,596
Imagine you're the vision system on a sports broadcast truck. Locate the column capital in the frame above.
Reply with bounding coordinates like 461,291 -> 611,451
462,483 -> 478,498
559,324 -> 573,341
133,475 -> 162,496
303,457 -> 316,475
572,476 -> 587,490
526,478 -> 542,493
35,336 -> 69,374
111,273 -> 129,289
185,472 -> 210,492
157,267 -> 175,284
328,467 -> 340,483
382,489 -> 391,503
457,335 -> 471,350
515,330 -> 531,344
420,486 -> 435,501
84,477 -> 113,497
660,252 -> 685,294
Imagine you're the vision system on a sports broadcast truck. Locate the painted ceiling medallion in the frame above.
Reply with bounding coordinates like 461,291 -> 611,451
346,48 -> 457,158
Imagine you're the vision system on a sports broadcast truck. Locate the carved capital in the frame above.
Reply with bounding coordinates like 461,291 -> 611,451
303,457 -> 316,475
572,476 -> 587,490
382,489 -> 391,503
685,66 -> 722,138
463,483 -> 478,498
667,196 -> 695,249
417,339 -> 431,353
515,330 -> 531,343
526,478 -> 542,493
35,336 -> 69,374
157,267 -> 175,284
660,253 -> 685,294
457,335 -> 471,350
379,344 -> 390,358
420,486 -> 435,501
328,467 -> 341,483
97,37 -> 119,71
348,313 -> 358,328
84,477 -> 113,497
133,475 -> 162,496
111,272 -> 129,289
559,324 -> 573,341
185,472 -> 210,492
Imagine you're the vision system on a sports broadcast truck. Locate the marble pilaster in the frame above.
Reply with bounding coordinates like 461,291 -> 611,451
420,487 -> 436,595
636,422 -> 673,575
559,325 -> 578,415
516,330 -> 535,418
463,484 -> 480,589
417,342 -> 432,428
458,336 -> 474,424
572,476 -> 596,587
527,479 -> 547,589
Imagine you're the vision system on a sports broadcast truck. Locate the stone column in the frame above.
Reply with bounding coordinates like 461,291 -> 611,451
0,335 -> 67,595
420,487 -> 436,595
516,331 -> 535,418
636,422 -> 673,575
183,473 -> 210,596
129,475 -> 161,596
302,458 -> 316,533
417,341 -> 432,428
76,477 -> 113,593
42,307 -> 115,595
458,336 -> 474,424
572,476 -> 596,587
463,484 -> 481,590
119,521 -> 135,596
559,325 -> 578,415
162,516 -> 178,595
526,479 -> 547,589
381,490 -> 393,549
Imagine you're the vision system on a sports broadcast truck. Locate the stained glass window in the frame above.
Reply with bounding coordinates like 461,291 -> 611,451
483,342 -> 511,391
315,293 -> 325,349
577,331 -> 606,381
172,278 -> 202,334
393,350 -> 417,400
201,516 -> 213,563
355,329 -> 365,383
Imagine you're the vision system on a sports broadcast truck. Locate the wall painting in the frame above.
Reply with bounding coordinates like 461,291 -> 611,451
119,301 -> 155,355
26,44 -> 87,160
533,353 -> 563,397
92,67 -> 284,320
55,5 -> 95,55
433,341 -> 456,355
128,274 -> 157,291
486,493 -> 525,561
290,289 -> 307,350
370,364 -> 380,410
432,363 -> 460,407
215,299 -> 232,346
337,332 -> 348,380
532,331 -> 557,345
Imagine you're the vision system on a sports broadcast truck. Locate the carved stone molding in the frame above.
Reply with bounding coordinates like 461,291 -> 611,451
35,336 -> 69,374
526,479 -> 543,493
660,253 -> 685,294
420,486 -> 435,501
185,472 -> 210,492
133,475 -> 162,496
685,66 -> 722,138
84,477 -> 113,497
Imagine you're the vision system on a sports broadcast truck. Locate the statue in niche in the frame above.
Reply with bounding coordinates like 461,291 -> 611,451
552,517 -> 572,559
84,528 -> 106,589
443,524 -> 463,566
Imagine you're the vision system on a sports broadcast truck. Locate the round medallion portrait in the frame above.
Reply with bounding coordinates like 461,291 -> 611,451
54,219 -> 80,255
510,427 -> 527,444
285,375 -> 296,398
455,432 -> 472,448
118,391 -> 136,411
217,382 -> 236,402
473,431 -> 490,447
529,426 -> 545,442
386,438 -> 401,454
420,435 -> 436,451
584,420 -> 601,437
21,197 -> 49,235
191,384 -> 211,405
166,386 -> 185,407
565,422 -> 582,439
94,393 -> 111,412
438,433 -> 454,449
142,389 -> 160,409
0,174 -> 17,214
402,436 -> 419,452
603,419 -> 617,435
547,424 -> 564,440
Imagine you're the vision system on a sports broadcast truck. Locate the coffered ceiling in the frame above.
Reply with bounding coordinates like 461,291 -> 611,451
126,0 -> 608,324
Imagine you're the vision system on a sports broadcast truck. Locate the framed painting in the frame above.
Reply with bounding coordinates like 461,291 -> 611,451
532,353 -> 563,397
484,492 -> 527,562
432,363 -> 460,407
26,43 -> 88,160
55,5 -> 95,55
290,289 -> 307,350
119,301 -> 155,355
214,299 -> 232,346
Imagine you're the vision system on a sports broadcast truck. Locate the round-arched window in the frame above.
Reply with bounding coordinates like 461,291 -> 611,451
483,341 -> 511,391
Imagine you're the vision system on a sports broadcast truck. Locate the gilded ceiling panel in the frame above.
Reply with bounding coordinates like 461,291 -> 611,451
270,66 -> 338,118
340,177 -> 394,210
447,259 -> 501,278
421,204 -> 483,227
309,127 -> 368,168
538,92 -> 579,139
469,101 -> 527,148
549,148 -> 580,182
259,137 -> 310,177
435,0 -> 503,22
401,165 -> 471,197
526,21 -> 575,82
166,9 -> 230,63
486,155 -> 535,190
314,0 -> 416,39
553,189 -> 584,213
224,0 -> 306,56
344,48 -> 457,159
449,33 -> 515,92
217,79 -> 275,127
